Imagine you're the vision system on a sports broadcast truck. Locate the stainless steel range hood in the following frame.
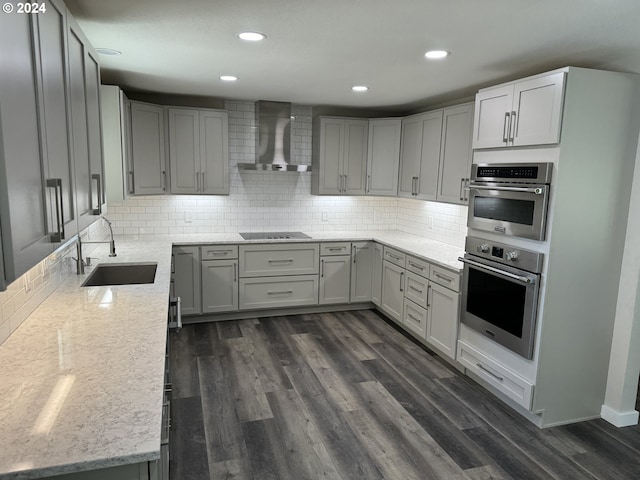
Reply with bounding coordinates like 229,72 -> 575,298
237,101 -> 310,172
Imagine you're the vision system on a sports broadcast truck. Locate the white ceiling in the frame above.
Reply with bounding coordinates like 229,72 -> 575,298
66,0 -> 640,112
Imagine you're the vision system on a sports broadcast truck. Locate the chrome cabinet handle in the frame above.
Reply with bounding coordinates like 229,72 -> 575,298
46,178 -> 65,242
407,313 -> 421,323
434,272 -> 453,283
409,285 -> 423,294
469,185 -> 545,194
91,173 -> 102,214
414,176 -> 419,196
196,171 -> 200,192
464,178 -> 470,202
162,170 -> 167,191
458,257 -> 535,284
477,363 -> 504,382
327,247 -> 344,251
400,271 -> 404,292
233,262 -> 237,282
408,262 -> 424,271
171,254 -> 175,273
129,170 -> 135,194
459,178 -> 465,201
503,112 -> 510,144
344,174 -> 348,193
367,174 -> 371,193
427,284 -> 431,307
321,259 -> 324,277
268,258 -> 294,263
387,253 -> 401,261
268,290 -> 293,295
509,110 -> 517,142
353,245 -> 356,264
202,172 -> 206,191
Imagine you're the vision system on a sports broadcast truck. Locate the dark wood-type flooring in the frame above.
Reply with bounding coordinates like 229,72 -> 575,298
168,309 -> 640,480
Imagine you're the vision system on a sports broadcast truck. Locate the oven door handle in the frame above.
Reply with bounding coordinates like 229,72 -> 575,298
458,257 -> 535,284
466,185 -> 545,195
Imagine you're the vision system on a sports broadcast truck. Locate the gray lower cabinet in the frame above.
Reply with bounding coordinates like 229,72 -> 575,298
403,298 -> 428,338
350,241 -> 373,302
371,243 -> 383,306
201,259 -> 238,313
319,255 -> 351,304
239,275 -> 319,310
427,279 -> 460,360
129,101 -> 167,194
239,243 -> 319,277
380,260 -> 405,322
171,246 -> 201,316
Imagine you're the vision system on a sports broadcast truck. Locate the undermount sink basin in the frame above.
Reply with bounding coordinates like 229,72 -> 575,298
81,262 -> 158,287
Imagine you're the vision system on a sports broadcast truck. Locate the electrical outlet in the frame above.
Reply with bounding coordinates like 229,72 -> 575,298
322,211 -> 328,222
184,211 -> 193,223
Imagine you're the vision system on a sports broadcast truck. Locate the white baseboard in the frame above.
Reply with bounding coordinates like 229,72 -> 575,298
600,404 -> 639,427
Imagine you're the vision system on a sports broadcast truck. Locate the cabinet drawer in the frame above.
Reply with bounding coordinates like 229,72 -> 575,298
239,244 -> 319,277
457,340 -> 534,410
430,265 -> 460,292
320,242 -> 352,256
201,244 -> 238,260
403,298 -> 428,339
383,246 -> 406,267
406,255 -> 429,278
239,275 -> 319,310
404,271 -> 428,308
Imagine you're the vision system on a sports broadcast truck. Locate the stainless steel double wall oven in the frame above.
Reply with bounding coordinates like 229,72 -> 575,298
460,163 -> 552,359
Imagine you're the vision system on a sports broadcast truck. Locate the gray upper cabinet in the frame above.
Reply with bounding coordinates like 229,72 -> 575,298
34,0 -> 78,244
312,117 -> 368,195
169,107 -> 229,195
398,110 -> 443,200
366,118 -> 401,196
129,101 -> 167,195
436,103 -> 474,205
473,71 -> 565,149
0,13 -> 55,286
66,13 -> 104,231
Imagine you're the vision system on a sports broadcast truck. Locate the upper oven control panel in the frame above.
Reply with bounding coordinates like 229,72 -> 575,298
471,162 -> 553,184
465,236 -> 544,274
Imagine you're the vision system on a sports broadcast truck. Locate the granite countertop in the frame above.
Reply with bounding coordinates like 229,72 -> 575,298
0,230 -> 461,479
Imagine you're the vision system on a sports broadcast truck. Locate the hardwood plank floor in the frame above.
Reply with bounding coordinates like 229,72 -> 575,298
169,309 -> 640,480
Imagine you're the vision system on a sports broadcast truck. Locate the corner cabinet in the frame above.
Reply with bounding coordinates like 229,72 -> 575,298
128,101 -> 168,195
169,108 -> 229,195
312,117 -> 368,195
366,118 -> 401,196
473,71 -> 565,149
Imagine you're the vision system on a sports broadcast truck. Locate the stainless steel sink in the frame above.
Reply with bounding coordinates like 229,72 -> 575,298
81,262 -> 158,287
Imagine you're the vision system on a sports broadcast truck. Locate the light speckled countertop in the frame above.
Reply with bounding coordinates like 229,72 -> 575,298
0,230 -> 461,479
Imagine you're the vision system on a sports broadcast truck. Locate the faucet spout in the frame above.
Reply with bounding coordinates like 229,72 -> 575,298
102,216 -> 117,257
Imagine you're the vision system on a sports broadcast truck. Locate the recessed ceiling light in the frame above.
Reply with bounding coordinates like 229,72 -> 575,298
352,85 -> 369,92
95,48 -> 122,56
238,32 -> 266,41
220,75 -> 238,82
424,50 -> 450,60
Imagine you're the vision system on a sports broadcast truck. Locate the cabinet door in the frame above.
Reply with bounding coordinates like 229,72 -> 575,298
380,261 -> 405,322
0,13 -> 53,283
398,116 -> 422,198
472,84 -> 513,149
366,118 -> 401,196
343,120 -> 368,195
437,103 -> 474,205
202,259 -> 238,313
415,110 -> 443,201
172,246 -> 201,316
130,102 -> 167,194
350,241 -> 373,302
34,0 -> 78,243
427,282 -> 460,360
200,110 -> 229,195
318,118 -> 343,194
67,16 -> 93,228
169,108 -> 200,194
371,243 -> 383,306
319,255 -> 351,305
512,72 -> 565,146
403,298 -> 428,339
84,48 -> 105,219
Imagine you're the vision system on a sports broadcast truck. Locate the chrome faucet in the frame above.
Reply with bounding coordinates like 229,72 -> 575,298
74,217 -> 117,275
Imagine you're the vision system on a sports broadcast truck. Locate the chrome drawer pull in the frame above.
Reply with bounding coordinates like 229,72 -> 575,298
409,285 -> 423,294
268,290 -> 293,295
407,313 -> 421,322
409,262 -> 424,270
477,363 -> 504,382
387,253 -> 401,261
268,258 -> 294,263
327,247 -> 344,251
434,272 -> 452,282
209,250 -> 231,255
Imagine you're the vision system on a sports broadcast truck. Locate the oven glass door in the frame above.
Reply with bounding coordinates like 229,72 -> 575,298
461,256 -> 540,359
467,184 -> 549,240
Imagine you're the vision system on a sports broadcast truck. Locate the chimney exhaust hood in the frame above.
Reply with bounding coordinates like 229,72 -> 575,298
237,101 -> 310,172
